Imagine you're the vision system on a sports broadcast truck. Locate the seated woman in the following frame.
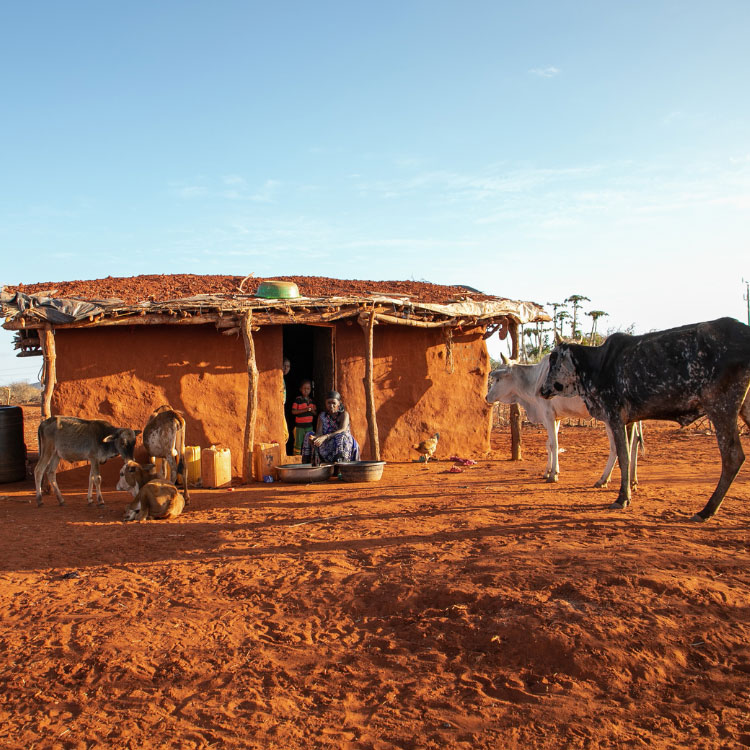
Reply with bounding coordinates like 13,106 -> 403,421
301,390 -> 360,465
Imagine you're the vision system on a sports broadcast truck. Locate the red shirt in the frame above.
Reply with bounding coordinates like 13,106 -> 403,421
292,396 -> 315,426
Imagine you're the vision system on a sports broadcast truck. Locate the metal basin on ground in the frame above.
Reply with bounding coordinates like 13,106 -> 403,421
336,461 -> 386,483
276,463 -> 334,483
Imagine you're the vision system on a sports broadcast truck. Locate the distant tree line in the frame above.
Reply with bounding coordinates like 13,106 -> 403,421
493,294 -> 636,366
1,381 -> 41,405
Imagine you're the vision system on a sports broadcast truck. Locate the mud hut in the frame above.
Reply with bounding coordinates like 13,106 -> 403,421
2,275 -> 548,478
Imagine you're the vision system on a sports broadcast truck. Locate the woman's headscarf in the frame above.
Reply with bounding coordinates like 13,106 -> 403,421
326,390 -> 345,412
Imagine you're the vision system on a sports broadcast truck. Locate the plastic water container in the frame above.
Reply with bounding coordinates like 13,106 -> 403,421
185,446 -> 201,485
252,442 -> 281,482
201,445 -> 232,488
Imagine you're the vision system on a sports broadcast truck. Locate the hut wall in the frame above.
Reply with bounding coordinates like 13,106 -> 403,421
48,321 -> 493,482
335,323 -> 492,461
51,324 -> 285,477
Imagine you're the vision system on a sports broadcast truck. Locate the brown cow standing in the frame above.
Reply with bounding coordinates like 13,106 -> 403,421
142,405 -> 190,505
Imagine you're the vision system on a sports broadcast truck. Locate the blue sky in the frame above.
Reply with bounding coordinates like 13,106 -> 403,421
2,1 -> 749,383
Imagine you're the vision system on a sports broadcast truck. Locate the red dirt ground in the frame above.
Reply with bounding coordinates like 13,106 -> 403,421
1,410 -> 749,749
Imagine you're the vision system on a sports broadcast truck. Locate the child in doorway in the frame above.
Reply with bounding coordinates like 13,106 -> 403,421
291,380 -> 317,455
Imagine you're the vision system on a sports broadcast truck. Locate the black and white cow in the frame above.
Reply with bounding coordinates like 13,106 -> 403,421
540,317 -> 750,521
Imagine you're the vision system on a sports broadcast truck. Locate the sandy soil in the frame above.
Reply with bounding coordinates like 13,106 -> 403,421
1,410 -> 749,749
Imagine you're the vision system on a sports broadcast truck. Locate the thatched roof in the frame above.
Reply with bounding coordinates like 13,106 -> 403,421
6,274 -> 502,305
2,275 -> 549,352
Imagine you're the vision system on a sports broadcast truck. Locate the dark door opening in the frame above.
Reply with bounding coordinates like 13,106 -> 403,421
282,324 -> 336,455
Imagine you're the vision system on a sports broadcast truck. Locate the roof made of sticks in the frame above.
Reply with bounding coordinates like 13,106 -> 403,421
2,274 -> 549,332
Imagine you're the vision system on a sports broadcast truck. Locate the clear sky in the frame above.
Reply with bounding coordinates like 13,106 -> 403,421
2,1 -> 749,384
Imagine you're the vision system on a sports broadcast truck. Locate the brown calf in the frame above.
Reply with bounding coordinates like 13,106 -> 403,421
118,460 -> 185,521
143,405 -> 190,505
116,460 -> 159,496
122,480 -> 185,521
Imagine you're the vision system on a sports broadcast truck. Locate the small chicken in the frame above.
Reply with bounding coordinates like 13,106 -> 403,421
413,432 -> 440,463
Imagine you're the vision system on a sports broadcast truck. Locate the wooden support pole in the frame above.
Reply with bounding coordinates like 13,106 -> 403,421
40,325 -> 56,420
509,320 -> 523,461
359,309 -> 381,461
368,312 -> 459,329
241,311 -> 259,482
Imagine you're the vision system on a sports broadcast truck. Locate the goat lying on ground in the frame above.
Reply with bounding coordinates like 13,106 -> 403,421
117,460 -> 185,521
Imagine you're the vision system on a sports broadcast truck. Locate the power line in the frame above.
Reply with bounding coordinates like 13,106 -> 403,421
0,364 -> 44,373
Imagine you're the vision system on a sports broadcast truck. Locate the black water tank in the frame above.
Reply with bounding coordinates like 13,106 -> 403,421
0,406 -> 27,483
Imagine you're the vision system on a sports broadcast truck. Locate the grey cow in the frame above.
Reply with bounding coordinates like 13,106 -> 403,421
34,416 -> 140,507
540,317 -> 750,521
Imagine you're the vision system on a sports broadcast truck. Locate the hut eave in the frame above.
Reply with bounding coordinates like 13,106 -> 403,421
1,284 -> 550,334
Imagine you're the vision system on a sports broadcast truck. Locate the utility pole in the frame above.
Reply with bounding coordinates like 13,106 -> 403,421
744,278 -> 750,326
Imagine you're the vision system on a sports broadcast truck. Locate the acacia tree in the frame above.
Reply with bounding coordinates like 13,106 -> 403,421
587,310 -> 609,344
546,301 -> 566,338
523,323 -> 552,361
523,327 -> 538,361
565,295 -> 591,339
535,322 -> 548,360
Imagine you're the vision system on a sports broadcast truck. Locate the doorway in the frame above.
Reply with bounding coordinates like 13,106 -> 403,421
282,324 -> 336,455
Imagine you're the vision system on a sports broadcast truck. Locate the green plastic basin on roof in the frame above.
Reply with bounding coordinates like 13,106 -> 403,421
255,281 -> 300,299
